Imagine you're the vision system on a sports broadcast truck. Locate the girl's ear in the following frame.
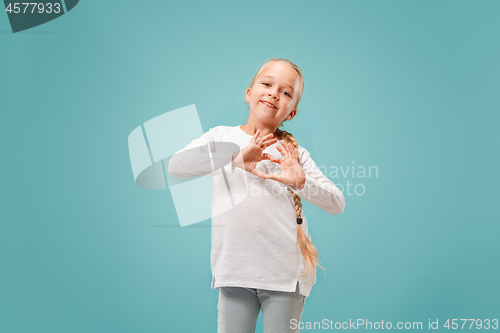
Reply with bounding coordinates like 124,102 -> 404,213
287,108 -> 298,121
245,88 -> 251,103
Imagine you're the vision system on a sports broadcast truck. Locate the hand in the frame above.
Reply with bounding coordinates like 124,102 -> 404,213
265,141 -> 307,190
232,129 -> 281,179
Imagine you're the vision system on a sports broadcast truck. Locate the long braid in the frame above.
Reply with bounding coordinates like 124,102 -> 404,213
275,128 -> 324,282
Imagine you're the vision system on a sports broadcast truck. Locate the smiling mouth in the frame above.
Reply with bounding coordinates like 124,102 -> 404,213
261,101 -> 277,109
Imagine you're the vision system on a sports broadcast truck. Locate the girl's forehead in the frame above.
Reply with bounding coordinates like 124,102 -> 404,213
257,62 -> 300,85
260,62 -> 294,76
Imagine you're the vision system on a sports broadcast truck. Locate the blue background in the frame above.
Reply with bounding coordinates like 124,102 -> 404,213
1,0 -> 499,332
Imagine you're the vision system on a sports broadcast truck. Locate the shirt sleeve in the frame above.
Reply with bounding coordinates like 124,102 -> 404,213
167,127 -> 238,178
289,147 -> 345,215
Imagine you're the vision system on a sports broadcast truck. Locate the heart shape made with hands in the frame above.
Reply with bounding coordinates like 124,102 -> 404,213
242,129 -> 306,190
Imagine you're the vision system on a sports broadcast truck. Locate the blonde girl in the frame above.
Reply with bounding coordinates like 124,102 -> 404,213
168,58 -> 345,333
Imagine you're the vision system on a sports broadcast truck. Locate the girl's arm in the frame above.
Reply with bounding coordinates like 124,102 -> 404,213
167,127 -> 238,178
289,148 -> 345,215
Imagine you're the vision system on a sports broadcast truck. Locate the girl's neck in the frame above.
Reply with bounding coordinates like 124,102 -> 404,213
240,122 -> 277,138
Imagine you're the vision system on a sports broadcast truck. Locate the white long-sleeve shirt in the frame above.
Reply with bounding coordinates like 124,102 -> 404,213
167,125 -> 345,297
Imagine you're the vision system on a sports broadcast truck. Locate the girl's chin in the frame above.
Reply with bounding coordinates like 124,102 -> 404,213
256,114 -> 277,122
253,109 -> 274,118
260,105 -> 278,112
258,108 -> 278,117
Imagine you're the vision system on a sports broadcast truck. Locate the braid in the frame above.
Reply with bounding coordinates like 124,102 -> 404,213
275,128 -> 324,282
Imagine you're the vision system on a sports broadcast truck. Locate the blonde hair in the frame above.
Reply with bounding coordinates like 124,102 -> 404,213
247,58 -> 324,281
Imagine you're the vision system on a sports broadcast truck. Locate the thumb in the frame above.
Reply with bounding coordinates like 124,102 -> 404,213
250,167 -> 267,180
265,173 -> 281,182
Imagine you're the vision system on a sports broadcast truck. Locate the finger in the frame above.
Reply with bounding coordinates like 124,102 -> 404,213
290,143 -> 300,158
263,137 -> 278,148
275,143 -> 286,157
285,142 -> 294,157
263,153 -> 282,164
265,173 -> 281,182
259,133 -> 273,144
281,140 -> 289,152
255,138 -> 263,148
252,129 -> 260,142
251,167 -> 267,179
257,138 -> 266,150
285,143 -> 299,161
278,141 -> 291,157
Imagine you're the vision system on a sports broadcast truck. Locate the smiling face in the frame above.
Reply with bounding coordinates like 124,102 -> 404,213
245,61 -> 301,130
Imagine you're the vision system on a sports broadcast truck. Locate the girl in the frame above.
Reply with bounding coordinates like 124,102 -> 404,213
168,58 -> 345,333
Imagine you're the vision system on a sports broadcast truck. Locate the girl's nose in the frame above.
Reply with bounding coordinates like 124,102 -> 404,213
269,90 -> 279,99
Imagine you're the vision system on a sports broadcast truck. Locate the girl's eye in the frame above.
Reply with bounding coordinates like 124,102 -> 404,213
262,82 -> 291,98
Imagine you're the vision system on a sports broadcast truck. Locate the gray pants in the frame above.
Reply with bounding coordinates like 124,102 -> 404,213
217,282 -> 306,333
